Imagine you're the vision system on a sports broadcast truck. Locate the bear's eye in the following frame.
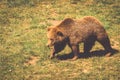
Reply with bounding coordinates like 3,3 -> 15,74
50,38 -> 54,41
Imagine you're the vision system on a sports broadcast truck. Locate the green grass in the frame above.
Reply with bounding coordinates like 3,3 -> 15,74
0,0 -> 120,80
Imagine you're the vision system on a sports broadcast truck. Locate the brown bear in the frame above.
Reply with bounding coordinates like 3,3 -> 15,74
47,16 -> 114,60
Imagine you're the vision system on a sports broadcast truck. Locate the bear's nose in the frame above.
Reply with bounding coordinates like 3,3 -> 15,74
46,43 -> 50,47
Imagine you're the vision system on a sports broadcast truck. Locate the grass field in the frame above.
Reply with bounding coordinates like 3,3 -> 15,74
0,0 -> 120,80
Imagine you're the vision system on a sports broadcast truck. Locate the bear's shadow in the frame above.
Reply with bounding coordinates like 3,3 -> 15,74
56,49 -> 118,60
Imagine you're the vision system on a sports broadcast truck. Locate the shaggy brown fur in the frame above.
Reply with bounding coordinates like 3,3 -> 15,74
47,16 -> 113,60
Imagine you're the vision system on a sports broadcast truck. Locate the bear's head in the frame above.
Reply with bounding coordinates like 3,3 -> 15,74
46,26 -> 67,47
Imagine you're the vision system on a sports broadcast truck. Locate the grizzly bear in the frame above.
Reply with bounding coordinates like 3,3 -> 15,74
47,16 -> 114,60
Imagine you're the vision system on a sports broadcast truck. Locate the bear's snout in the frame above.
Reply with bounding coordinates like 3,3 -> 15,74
46,43 -> 50,47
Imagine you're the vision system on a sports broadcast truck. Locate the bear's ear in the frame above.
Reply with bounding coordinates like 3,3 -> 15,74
59,18 -> 74,26
57,31 -> 63,36
47,27 -> 51,31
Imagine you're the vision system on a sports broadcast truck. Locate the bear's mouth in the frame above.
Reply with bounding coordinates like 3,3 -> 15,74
48,45 -> 54,49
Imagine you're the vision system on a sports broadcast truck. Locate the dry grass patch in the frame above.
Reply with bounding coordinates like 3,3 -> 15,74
24,56 -> 39,66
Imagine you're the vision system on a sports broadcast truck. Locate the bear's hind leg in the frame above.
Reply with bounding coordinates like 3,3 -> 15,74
97,36 -> 113,56
71,45 -> 79,60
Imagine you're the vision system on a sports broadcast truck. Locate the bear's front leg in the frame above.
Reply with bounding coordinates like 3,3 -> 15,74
49,48 -> 56,59
71,45 -> 79,60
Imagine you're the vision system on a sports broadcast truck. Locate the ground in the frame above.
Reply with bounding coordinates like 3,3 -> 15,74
0,0 -> 120,80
